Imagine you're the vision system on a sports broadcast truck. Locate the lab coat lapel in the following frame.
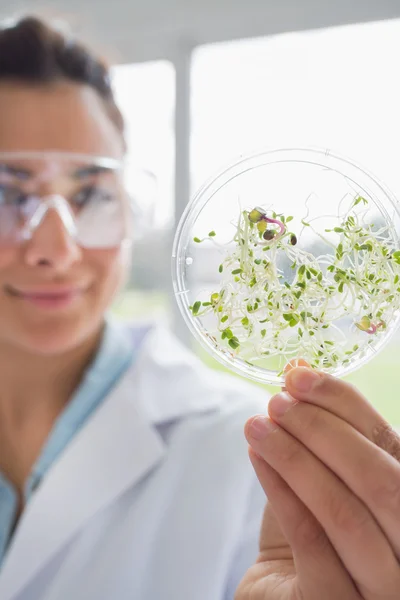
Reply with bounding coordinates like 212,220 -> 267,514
0,367 -> 165,600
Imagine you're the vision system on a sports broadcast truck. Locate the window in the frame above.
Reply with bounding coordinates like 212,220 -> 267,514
192,19 -> 400,197
111,61 -> 175,323
191,20 -> 400,422
112,61 -> 175,229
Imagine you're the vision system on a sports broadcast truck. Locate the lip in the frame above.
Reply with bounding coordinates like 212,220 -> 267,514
5,285 -> 86,309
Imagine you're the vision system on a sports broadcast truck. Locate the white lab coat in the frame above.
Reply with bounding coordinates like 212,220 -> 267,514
0,326 -> 268,600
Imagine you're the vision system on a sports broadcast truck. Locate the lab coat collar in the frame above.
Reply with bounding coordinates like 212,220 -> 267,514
128,324 -> 227,423
0,325 -> 223,600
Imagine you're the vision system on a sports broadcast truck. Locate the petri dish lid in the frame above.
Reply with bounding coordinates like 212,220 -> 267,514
172,148 -> 400,385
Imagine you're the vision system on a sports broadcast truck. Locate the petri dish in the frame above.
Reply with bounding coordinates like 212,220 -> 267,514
172,148 -> 400,385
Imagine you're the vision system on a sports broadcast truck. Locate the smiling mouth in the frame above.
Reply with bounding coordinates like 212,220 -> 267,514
5,284 -> 86,309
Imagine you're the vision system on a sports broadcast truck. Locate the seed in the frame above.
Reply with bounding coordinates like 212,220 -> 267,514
290,234 -> 297,246
263,229 -> 275,241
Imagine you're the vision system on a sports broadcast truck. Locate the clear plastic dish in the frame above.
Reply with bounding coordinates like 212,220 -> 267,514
172,148 -> 400,386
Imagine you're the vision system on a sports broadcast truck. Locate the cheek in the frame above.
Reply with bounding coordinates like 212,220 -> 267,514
0,247 -> 19,270
87,246 -> 129,303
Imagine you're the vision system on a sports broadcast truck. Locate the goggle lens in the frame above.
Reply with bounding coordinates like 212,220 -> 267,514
0,152 -> 130,249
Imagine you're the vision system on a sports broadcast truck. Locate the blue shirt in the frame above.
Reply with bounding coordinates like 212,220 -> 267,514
0,318 -> 137,567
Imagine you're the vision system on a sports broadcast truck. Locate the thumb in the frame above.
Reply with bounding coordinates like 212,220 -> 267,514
282,358 -> 311,391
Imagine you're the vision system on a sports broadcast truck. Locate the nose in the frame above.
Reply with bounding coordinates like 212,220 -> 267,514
23,207 -> 82,271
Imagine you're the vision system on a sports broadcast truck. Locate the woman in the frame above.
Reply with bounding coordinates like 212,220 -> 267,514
0,16 -> 266,600
0,16 -> 399,600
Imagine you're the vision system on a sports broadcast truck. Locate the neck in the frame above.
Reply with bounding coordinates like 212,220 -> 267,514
0,326 -> 104,428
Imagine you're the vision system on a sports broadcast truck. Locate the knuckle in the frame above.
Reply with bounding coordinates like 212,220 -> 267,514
318,374 -> 359,401
295,402 -> 323,437
275,435 -> 303,466
327,492 -> 371,537
291,514 -> 329,554
373,421 -> 400,461
368,470 -> 400,513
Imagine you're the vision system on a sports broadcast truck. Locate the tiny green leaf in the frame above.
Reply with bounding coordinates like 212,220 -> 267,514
192,301 -> 201,315
355,316 -> 371,331
248,208 -> 265,223
228,337 -> 240,350
392,251 -> 400,264
257,220 -> 267,233
354,195 -> 368,206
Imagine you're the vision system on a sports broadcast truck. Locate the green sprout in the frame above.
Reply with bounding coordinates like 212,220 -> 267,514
188,196 -> 400,371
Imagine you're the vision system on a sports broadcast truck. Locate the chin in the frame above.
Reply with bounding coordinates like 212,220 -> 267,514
8,313 -> 104,356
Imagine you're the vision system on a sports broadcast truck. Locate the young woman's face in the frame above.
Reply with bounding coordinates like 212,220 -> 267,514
0,82 -> 128,355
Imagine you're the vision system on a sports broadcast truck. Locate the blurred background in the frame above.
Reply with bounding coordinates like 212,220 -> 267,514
3,0 -> 400,422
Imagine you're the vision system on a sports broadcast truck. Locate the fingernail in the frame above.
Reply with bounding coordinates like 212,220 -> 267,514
284,358 -> 311,374
286,367 -> 321,393
248,416 -> 278,440
268,392 -> 297,418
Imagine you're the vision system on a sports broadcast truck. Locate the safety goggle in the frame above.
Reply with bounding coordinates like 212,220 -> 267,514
0,151 -> 131,249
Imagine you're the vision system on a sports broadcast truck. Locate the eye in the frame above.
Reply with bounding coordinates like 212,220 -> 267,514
0,185 -> 30,208
71,186 -> 115,208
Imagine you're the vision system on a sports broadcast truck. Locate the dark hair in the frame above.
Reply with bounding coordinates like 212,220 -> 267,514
0,16 -> 125,137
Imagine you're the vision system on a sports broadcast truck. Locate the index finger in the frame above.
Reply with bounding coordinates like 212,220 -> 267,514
284,367 -> 399,454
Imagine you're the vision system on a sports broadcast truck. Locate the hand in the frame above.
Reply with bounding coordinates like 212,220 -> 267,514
235,367 -> 400,600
